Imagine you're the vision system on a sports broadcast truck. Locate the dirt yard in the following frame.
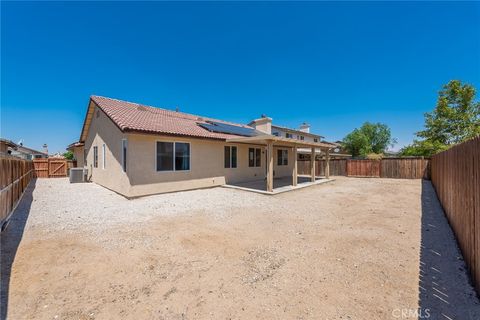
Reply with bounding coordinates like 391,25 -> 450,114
1,177 -> 479,319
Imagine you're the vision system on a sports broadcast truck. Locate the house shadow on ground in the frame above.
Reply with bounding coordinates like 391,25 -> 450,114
419,180 -> 480,319
0,179 -> 36,320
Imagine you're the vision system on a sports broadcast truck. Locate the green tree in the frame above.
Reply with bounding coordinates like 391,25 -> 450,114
62,150 -> 74,160
342,122 -> 395,157
400,80 -> 480,156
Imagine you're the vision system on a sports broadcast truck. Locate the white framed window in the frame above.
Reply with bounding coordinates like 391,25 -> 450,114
277,149 -> 288,166
286,133 -> 293,139
156,141 -> 190,172
224,146 -> 237,168
121,139 -> 127,172
102,144 -> 106,169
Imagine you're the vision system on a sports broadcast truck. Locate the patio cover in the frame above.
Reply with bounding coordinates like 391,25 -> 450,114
226,135 -> 335,192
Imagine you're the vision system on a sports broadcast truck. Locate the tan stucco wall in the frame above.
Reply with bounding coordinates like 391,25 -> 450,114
72,146 -> 85,167
83,105 -> 295,197
84,105 -> 131,196
273,147 -> 295,178
126,134 -> 294,197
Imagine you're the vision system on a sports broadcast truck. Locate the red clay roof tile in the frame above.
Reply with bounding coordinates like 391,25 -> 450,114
91,95 -> 252,140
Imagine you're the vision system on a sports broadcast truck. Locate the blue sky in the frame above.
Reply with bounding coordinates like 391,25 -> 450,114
1,1 -> 479,153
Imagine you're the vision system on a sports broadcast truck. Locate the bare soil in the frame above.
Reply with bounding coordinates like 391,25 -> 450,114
1,177 -> 479,319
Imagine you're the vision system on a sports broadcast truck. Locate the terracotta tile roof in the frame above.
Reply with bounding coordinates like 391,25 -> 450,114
90,95 -> 253,140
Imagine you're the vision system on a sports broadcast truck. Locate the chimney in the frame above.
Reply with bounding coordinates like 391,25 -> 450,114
299,122 -> 310,133
43,143 -> 48,155
249,115 -> 272,134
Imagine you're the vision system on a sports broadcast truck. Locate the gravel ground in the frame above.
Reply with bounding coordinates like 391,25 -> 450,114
19,178 -> 276,237
1,177 -> 479,319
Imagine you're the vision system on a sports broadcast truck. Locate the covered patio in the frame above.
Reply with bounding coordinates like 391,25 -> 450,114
224,135 -> 334,194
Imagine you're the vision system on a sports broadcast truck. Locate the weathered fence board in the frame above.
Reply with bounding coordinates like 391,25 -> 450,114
0,157 -> 34,227
431,136 -> 480,293
381,158 -> 430,179
298,158 -> 430,179
33,159 -> 49,178
347,160 -> 381,177
33,158 -> 71,178
298,159 -> 347,176
49,159 -> 67,177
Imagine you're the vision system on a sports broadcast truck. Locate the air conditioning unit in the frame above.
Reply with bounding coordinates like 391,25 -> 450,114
69,168 -> 86,183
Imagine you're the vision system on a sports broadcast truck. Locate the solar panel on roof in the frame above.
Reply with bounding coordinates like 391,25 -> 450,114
198,121 -> 263,137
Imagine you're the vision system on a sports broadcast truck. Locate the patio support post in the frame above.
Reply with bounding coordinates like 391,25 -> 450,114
310,147 -> 316,182
292,146 -> 298,186
325,149 -> 330,179
267,141 -> 274,192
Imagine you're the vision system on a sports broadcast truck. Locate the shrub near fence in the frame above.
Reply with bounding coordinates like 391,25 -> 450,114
0,157 -> 35,228
431,136 -> 480,292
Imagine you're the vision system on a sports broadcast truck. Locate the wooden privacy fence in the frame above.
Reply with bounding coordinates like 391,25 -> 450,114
381,158 -> 430,179
431,136 -> 480,292
33,158 -> 73,178
0,157 -> 35,227
297,159 -> 347,176
347,160 -> 381,177
297,158 -> 430,179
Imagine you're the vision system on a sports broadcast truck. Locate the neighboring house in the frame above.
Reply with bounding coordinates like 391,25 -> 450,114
270,123 -> 344,159
0,138 -> 48,160
326,142 -> 352,159
0,138 -> 17,157
69,96 -> 335,197
271,122 -> 323,143
11,144 -> 48,160
67,142 -> 85,164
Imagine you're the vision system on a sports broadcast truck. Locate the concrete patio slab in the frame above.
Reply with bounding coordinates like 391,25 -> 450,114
222,175 -> 334,195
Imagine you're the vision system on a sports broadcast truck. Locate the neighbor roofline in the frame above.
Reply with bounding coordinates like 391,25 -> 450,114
271,124 -> 324,139
0,138 -> 18,148
16,145 -> 48,155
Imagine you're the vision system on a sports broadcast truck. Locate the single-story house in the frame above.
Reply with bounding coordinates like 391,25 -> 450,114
69,95 -> 335,197
0,138 -> 17,156
0,138 -> 48,160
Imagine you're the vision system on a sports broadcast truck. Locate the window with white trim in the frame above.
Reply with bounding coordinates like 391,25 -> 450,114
224,146 -> 237,168
156,142 -> 190,171
102,144 -> 106,169
277,149 -> 288,166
